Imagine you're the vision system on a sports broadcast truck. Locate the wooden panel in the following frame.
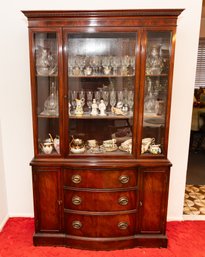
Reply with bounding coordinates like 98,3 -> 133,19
65,213 -> 136,237
33,168 -> 62,232
139,167 -> 169,234
63,169 -> 137,188
64,190 -> 137,211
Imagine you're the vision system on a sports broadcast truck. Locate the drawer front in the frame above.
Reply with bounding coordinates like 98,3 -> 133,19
65,213 -> 136,237
64,190 -> 137,211
64,169 -> 137,188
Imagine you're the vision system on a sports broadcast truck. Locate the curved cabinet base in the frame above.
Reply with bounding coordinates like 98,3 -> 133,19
33,233 -> 168,250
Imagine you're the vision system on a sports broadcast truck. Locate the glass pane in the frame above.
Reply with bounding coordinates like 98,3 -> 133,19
67,33 -> 137,156
142,31 -> 171,155
34,32 -> 60,155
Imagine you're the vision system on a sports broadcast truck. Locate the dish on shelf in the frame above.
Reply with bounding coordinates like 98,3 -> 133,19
119,139 -> 132,153
100,145 -> 118,152
70,147 -> 86,154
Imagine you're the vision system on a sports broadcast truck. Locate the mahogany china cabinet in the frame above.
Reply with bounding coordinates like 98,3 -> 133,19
23,9 -> 182,250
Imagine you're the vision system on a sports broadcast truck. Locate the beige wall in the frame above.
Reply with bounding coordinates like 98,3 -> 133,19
0,121 -> 8,230
0,0 -> 202,221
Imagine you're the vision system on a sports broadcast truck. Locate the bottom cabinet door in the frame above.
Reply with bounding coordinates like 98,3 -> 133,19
139,167 -> 170,234
32,167 -> 62,232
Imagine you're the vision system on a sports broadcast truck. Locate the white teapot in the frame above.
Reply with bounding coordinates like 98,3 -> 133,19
40,142 -> 53,154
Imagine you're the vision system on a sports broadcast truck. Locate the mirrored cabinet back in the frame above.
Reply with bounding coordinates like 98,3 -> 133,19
22,9 -> 183,250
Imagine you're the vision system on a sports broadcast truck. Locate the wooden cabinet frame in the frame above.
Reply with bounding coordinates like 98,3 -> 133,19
23,9 -> 183,250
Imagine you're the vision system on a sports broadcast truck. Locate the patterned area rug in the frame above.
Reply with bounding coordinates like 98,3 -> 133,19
184,185 -> 205,215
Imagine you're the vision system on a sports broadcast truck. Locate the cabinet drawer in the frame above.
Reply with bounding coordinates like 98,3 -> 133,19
64,169 -> 137,188
65,213 -> 135,237
64,190 -> 137,211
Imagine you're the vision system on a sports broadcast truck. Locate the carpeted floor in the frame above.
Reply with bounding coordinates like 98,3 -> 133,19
0,218 -> 205,257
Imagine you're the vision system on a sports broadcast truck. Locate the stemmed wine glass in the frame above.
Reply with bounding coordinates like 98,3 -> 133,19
86,91 -> 93,111
95,91 -> 101,106
79,90 -> 85,110
76,55 -> 86,75
102,91 -> 109,111
90,56 -> 101,75
117,90 -> 124,102
68,56 -> 76,75
71,90 -> 78,112
110,56 -> 121,75
128,90 -> 134,114
102,56 -> 111,75
110,90 -> 116,113
121,55 -> 130,75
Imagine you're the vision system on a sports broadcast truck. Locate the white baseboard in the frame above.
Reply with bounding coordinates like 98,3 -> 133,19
183,215 -> 205,221
167,216 -> 183,221
0,215 -> 9,232
9,213 -> 34,218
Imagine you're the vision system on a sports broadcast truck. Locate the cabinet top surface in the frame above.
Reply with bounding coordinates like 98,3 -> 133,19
22,9 -> 183,19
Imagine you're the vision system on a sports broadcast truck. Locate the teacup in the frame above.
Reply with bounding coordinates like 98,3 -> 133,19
40,142 -> 53,154
87,139 -> 97,148
149,144 -> 161,155
103,139 -> 116,148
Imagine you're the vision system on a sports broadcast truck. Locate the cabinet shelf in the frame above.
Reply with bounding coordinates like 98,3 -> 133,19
69,74 -> 135,78
36,74 -> 58,77
38,114 -> 59,118
69,113 -> 132,120
145,73 -> 168,77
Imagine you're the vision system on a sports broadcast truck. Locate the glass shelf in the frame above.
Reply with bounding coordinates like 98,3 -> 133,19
69,74 -> 135,78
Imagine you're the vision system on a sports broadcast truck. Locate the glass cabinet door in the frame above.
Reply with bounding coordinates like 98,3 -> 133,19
142,31 -> 172,156
34,32 -> 60,156
66,32 -> 137,156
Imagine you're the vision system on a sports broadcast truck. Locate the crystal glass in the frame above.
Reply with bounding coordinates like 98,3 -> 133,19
68,56 -> 76,75
127,90 -> 134,114
95,91 -> 101,106
90,56 -> 101,75
110,90 -> 116,109
121,55 -> 130,75
87,91 -> 93,111
43,81 -> 58,115
110,56 -> 121,75
102,91 -> 109,110
71,90 -> 78,111
146,46 -> 163,75
102,56 -> 111,75
79,90 -> 85,109
36,46 -> 57,76
76,55 -> 86,75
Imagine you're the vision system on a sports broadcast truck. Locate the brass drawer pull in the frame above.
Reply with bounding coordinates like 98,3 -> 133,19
119,175 -> 129,184
118,196 -> 128,206
71,174 -> 82,184
72,196 -> 82,205
72,220 -> 82,229
118,221 -> 128,230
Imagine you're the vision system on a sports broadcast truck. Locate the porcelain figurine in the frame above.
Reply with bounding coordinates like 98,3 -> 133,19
91,99 -> 98,116
75,99 -> 83,116
99,99 -> 106,116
